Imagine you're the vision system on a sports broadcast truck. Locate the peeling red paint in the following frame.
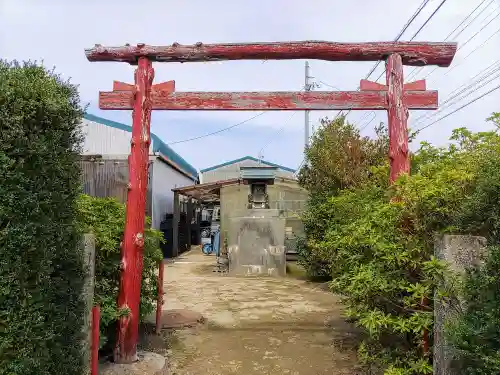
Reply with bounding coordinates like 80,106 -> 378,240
114,57 -> 154,364
360,79 -> 388,91
113,80 -> 176,93
98,90 -> 438,111
403,79 -> 426,91
85,41 -> 457,67
360,79 -> 427,91
91,306 -> 100,375
155,261 -> 164,334
386,54 -> 410,183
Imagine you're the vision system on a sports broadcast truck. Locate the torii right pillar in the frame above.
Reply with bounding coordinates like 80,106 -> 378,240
362,53 -> 425,182
386,54 -> 409,182
363,53 -> 430,354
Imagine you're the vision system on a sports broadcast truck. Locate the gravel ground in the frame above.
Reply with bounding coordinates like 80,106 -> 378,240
151,250 -> 362,375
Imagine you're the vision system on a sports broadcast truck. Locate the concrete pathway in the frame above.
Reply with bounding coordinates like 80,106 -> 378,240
161,249 -> 361,375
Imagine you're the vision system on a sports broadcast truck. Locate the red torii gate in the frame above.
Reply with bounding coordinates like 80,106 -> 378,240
85,40 -> 457,363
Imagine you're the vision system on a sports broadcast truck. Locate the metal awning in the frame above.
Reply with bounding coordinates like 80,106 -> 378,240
172,176 -> 300,201
172,178 -> 242,201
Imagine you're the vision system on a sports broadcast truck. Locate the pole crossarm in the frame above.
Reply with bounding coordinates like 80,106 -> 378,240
85,41 -> 457,67
99,86 -> 438,111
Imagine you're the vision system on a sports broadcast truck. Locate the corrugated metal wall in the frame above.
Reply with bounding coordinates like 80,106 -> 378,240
81,118 -> 153,155
201,159 -> 295,183
80,158 -> 153,219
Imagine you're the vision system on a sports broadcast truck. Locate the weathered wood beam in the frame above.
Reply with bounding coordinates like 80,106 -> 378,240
360,79 -> 426,91
85,41 -> 457,67
99,90 -> 438,111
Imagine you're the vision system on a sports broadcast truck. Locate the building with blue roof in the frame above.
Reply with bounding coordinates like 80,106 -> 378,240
81,113 -> 198,229
199,156 -> 296,184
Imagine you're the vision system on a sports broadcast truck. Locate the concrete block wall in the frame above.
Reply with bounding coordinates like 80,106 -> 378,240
434,234 -> 487,375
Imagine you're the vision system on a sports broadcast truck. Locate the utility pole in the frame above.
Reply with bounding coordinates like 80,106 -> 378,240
304,61 -> 311,151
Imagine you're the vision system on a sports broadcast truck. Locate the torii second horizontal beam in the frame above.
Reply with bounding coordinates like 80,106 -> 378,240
85,41 -> 457,67
98,90 -> 438,111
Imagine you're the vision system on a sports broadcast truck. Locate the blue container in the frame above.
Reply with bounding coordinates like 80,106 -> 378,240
213,231 -> 221,257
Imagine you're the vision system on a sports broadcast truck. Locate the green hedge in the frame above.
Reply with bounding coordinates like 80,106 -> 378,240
0,61 -> 86,374
77,194 -> 163,350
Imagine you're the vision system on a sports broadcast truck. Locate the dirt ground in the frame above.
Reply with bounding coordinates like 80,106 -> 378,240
152,250 -> 362,375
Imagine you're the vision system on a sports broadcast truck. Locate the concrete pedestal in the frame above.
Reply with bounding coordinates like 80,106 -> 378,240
100,352 -> 166,375
227,209 -> 286,276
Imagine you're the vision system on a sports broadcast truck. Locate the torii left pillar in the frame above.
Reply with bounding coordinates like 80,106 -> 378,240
114,56 -> 153,363
113,56 -> 173,363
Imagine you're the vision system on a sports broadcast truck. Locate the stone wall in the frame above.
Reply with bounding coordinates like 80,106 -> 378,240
433,234 -> 487,375
82,234 -> 96,375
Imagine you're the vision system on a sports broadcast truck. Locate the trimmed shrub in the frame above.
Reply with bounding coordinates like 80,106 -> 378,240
77,194 -> 163,350
0,61 -> 86,374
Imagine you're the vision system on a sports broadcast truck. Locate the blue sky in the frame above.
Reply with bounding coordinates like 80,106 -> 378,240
1,0 -> 499,172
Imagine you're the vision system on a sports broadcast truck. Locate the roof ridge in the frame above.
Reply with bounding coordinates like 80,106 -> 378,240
200,155 -> 295,173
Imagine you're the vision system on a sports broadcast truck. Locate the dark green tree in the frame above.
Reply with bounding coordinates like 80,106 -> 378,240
0,61 -> 86,375
297,116 -> 389,279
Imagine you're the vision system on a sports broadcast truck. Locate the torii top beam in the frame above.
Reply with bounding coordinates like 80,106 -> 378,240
85,41 -> 457,66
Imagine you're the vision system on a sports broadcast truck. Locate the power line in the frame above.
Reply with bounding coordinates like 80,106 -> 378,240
297,0 -> 444,170
336,0 -> 433,121
169,84 -> 306,145
415,83 -> 500,133
446,59 -> 500,97
413,66 -> 500,126
359,0 -> 450,134
167,112 -> 266,145
410,0 -> 449,40
444,0 -> 491,40
360,111 -> 377,131
406,0 -> 495,81
424,24 -> 500,81
364,0 -> 432,81
410,6 -> 500,81
258,112 -> 298,158
456,11 -> 500,50
318,80 -> 341,90
373,0 -> 450,83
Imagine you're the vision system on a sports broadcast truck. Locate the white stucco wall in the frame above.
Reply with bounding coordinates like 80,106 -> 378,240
151,158 -> 195,229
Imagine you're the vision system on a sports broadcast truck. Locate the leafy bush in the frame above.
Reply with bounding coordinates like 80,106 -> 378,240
0,61 -> 85,374
298,117 -> 389,279
442,122 -> 500,374
296,236 -> 331,281
77,194 -> 163,349
298,114 -> 500,373
298,116 -> 388,198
